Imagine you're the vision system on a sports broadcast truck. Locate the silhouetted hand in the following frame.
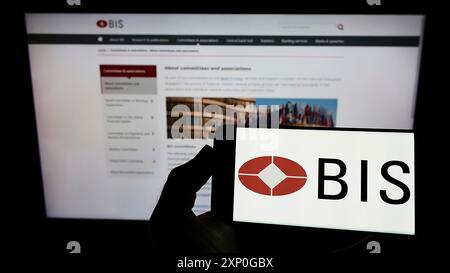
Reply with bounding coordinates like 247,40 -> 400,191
149,145 -> 237,253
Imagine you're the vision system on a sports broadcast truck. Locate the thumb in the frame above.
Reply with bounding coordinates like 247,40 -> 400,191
158,145 -> 215,211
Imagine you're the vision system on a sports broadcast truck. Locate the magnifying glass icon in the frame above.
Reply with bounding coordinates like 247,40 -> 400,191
337,24 -> 344,31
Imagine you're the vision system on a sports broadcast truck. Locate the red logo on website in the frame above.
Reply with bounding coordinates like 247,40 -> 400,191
96,20 -> 107,28
238,156 -> 307,196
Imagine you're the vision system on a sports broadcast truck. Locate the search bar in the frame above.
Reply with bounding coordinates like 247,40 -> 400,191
278,23 -> 338,33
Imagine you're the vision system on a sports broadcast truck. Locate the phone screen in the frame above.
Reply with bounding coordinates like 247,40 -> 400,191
233,127 -> 415,235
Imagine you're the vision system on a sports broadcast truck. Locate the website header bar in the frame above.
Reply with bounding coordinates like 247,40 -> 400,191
28,34 -> 420,47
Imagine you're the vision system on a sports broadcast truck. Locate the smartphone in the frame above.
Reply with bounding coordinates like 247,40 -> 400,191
211,126 -> 415,252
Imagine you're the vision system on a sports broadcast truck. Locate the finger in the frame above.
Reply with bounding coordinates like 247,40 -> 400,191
168,144 -> 214,191
158,145 -> 215,210
149,145 -> 217,251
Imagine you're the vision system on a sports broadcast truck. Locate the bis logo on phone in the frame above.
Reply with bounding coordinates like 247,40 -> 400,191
233,128 -> 415,235
238,156 -> 307,196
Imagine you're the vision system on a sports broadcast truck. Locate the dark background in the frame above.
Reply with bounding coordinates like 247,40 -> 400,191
2,0 -> 445,259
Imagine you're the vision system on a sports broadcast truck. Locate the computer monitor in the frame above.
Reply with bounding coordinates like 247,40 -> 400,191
25,13 -> 424,220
